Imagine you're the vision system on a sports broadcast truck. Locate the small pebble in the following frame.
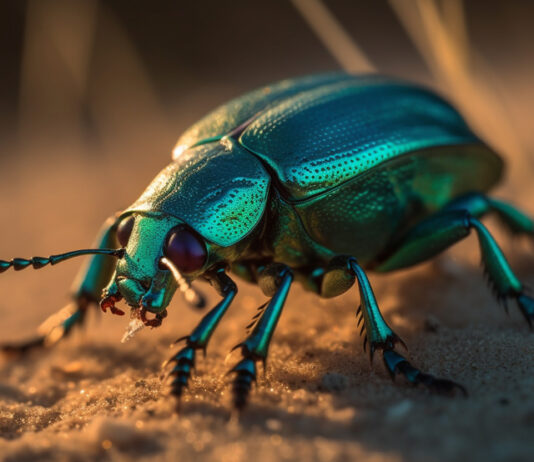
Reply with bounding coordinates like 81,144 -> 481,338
424,315 -> 441,333
321,372 -> 348,392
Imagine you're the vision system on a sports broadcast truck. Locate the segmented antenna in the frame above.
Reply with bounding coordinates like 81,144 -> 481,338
0,248 -> 124,273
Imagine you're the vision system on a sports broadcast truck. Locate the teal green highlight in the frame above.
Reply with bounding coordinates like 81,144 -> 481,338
244,269 -> 293,359
72,216 -> 122,303
189,287 -> 236,347
470,218 -> 523,295
349,259 -> 394,355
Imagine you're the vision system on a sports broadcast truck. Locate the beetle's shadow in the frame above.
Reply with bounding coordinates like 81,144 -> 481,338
250,252 -> 534,448
182,400 -> 371,443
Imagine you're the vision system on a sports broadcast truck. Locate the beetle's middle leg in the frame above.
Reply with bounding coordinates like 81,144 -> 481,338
321,256 -> 465,394
228,263 -> 293,410
1,216 -> 120,355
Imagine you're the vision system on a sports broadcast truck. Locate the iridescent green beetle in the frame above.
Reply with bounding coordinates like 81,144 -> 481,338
2,73 -> 534,409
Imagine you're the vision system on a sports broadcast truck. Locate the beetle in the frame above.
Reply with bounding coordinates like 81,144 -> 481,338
2,73 -> 534,409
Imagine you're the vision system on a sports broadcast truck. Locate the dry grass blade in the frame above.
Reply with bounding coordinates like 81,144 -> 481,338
18,0 -> 99,141
18,0 -> 172,156
290,0 -> 375,73
389,0 -> 533,190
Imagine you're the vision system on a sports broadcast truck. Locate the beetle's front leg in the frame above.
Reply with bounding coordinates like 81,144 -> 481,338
1,216 -> 119,355
164,266 -> 236,405
228,263 -> 293,410
322,256 -> 465,395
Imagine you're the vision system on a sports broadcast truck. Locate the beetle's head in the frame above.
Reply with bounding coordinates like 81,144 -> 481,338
102,212 -> 214,328
101,140 -> 270,331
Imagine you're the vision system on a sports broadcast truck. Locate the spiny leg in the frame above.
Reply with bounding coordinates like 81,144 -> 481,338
321,255 -> 403,354
164,266 -> 236,404
321,256 -> 465,394
229,263 -> 293,410
377,209 -> 534,326
1,216 -> 121,355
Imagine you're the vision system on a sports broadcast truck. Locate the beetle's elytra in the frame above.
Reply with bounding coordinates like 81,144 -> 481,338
2,73 -> 534,409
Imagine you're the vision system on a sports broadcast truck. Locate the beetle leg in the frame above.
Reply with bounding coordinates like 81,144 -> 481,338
320,255 -> 356,298
319,255 -> 405,354
383,350 -> 467,396
1,298 -> 90,356
376,210 -> 534,326
228,264 -> 293,411
342,257 -> 465,394
346,258 -> 407,358
164,267 -> 236,407
445,192 -> 534,236
1,216 -> 120,356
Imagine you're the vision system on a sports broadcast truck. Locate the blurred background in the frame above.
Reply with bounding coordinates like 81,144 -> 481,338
1,2 -> 534,460
2,2 -> 534,312
1,0 -> 534,165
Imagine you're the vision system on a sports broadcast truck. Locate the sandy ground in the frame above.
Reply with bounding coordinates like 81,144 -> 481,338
1,126 -> 534,462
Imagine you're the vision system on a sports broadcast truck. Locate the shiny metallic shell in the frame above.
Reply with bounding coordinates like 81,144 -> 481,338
129,73 -> 503,253
174,73 -> 358,155
239,77 -> 501,200
127,139 -> 270,247
293,144 -> 501,264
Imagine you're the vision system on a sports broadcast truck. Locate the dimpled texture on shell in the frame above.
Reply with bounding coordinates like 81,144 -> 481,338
174,73 -> 363,154
293,145 -> 502,264
239,77 -> 501,200
127,139 -> 270,247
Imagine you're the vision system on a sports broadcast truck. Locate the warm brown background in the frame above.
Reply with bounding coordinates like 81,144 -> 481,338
1,1 -> 534,461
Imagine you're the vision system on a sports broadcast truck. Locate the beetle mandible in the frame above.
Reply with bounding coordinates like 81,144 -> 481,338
2,73 -> 534,409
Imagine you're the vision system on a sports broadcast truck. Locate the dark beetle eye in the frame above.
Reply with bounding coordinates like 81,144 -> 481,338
163,227 -> 207,273
117,216 -> 135,248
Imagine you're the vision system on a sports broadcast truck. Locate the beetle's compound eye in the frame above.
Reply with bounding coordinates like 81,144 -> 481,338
117,216 -> 135,248
162,227 -> 207,273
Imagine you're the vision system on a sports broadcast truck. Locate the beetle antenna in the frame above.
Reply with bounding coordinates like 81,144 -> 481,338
159,257 -> 204,308
0,248 -> 124,273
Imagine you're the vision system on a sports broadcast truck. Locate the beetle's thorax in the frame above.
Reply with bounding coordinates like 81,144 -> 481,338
125,140 -> 271,248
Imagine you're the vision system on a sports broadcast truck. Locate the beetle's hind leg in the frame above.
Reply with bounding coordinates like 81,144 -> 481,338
321,256 -> 465,394
444,192 -> 534,237
1,216 -> 119,356
376,209 -> 534,326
